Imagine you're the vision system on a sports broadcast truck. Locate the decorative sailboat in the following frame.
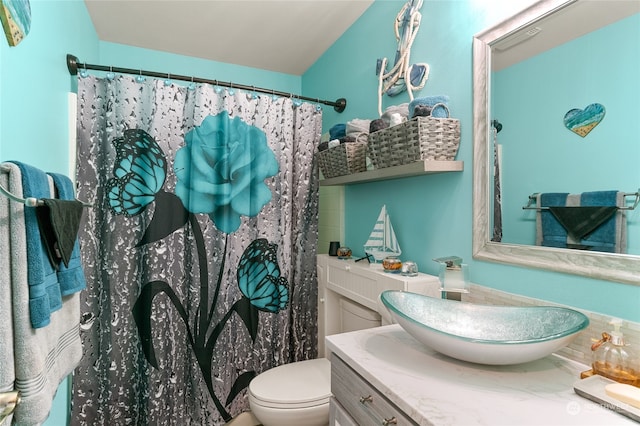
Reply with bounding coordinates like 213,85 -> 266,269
363,205 -> 402,262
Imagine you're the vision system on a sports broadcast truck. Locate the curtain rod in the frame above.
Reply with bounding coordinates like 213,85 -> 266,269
66,54 -> 347,113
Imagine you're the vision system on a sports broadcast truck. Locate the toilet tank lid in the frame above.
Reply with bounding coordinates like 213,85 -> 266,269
249,358 -> 331,405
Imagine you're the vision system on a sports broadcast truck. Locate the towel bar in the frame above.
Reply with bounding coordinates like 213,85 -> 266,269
0,391 -> 21,425
522,191 -> 639,211
0,166 -> 92,207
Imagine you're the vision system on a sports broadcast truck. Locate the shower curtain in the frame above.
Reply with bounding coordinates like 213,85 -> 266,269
70,75 -> 321,425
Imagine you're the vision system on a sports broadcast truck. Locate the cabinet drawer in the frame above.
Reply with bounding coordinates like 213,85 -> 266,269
331,355 -> 416,426
321,256 -> 441,312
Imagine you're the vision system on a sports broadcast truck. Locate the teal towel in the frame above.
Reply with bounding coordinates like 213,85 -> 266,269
539,193 -> 569,248
10,161 -> 61,328
409,95 -> 450,118
538,190 -> 624,253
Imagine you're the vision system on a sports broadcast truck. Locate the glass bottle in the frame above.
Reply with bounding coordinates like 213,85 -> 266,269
591,319 -> 640,387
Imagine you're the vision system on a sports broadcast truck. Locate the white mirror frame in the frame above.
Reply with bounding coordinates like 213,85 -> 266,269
472,0 -> 640,286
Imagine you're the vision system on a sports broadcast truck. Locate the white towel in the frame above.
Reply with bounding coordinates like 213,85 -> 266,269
0,163 -> 83,425
346,118 -> 371,144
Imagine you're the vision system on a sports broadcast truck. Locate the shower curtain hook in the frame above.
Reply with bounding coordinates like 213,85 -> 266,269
106,66 -> 115,80
164,73 -> 172,86
188,76 -> 196,91
79,63 -> 88,78
214,80 -> 222,94
248,85 -> 257,100
315,98 -> 322,112
228,82 -> 235,95
271,89 -> 278,101
136,69 -> 145,83
292,93 -> 302,108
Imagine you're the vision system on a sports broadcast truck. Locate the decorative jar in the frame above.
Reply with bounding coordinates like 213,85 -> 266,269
382,256 -> 402,273
337,247 -> 352,259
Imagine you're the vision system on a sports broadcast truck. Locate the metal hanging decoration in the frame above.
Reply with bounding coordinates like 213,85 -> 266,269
376,0 -> 429,116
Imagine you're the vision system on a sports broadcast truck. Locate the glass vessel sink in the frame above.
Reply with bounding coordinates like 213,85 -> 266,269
380,290 -> 589,365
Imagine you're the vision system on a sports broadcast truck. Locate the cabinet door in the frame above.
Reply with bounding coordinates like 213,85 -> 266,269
330,397 -> 359,426
322,255 -> 440,312
332,355 -> 417,426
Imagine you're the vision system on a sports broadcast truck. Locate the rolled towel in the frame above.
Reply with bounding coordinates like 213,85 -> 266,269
412,104 -> 432,117
339,136 -> 357,144
346,119 -> 371,144
383,103 -> 409,118
369,118 -> 387,133
409,95 -> 450,118
381,103 -> 409,126
329,123 -> 346,140
389,113 -> 405,127
346,119 -> 370,135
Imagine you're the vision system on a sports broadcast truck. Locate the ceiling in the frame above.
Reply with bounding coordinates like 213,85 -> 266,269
84,0 -> 374,76
492,0 -> 640,71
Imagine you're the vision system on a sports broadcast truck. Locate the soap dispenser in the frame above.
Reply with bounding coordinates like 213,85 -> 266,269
591,318 -> 640,387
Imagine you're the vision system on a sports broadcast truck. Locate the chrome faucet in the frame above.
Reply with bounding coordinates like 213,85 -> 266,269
433,256 -> 469,301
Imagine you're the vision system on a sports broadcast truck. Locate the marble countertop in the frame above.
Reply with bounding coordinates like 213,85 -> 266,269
326,324 -> 636,426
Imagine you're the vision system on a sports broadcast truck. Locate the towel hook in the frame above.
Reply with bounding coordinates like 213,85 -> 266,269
522,191 -> 639,211
0,165 -> 92,207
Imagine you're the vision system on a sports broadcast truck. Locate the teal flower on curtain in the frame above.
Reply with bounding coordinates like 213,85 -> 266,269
104,113 -> 287,422
174,111 -> 279,234
106,129 -> 166,216
237,239 -> 289,313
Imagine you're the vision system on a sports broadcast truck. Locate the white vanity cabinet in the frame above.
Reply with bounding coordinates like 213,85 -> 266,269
317,254 -> 440,357
327,326 -> 637,426
331,355 -> 415,426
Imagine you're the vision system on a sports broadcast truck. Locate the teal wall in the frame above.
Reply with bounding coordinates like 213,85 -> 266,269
304,0 -> 640,322
1,1 -> 98,424
494,13 -> 640,250
1,0 -> 98,173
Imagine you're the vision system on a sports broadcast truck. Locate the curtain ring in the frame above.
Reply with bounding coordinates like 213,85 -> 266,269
135,69 -> 145,83
292,93 -> 302,108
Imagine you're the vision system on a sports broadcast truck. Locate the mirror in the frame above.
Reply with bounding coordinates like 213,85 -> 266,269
472,0 -> 640,285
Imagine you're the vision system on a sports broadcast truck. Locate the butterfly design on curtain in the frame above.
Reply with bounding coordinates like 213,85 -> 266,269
106,129 -> 167,216
104,114 -> 288,422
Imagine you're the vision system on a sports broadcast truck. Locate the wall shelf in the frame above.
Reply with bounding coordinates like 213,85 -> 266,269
319,160 -> 463,186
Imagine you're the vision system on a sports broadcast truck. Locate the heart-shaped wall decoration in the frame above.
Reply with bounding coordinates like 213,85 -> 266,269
563,103 -> 605,137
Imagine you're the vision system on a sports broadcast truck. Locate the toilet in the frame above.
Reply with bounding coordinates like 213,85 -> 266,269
248,298 -> 381,426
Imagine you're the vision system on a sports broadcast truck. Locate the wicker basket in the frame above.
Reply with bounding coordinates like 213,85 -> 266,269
317,141 -> 368,178
368,116 -> 460,169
